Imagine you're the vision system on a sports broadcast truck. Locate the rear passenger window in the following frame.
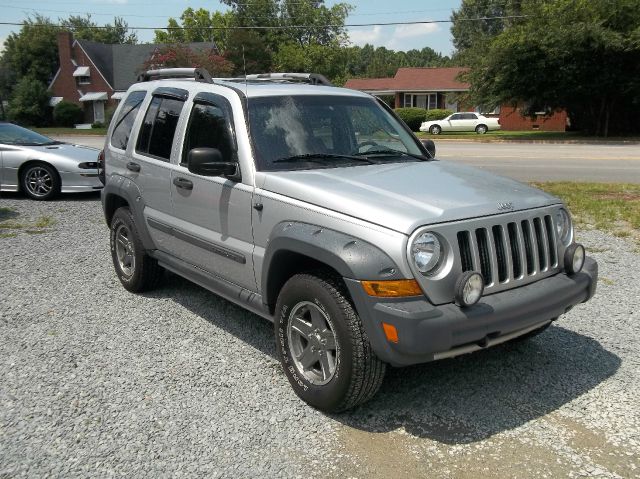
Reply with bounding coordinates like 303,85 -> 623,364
110,91 -> 146,150
136,96 -> 185,161
182,101 -> 234,164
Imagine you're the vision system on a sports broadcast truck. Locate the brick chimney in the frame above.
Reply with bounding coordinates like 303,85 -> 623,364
57,31 -> 73,65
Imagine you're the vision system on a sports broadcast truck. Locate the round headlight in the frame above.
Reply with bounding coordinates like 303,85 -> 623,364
411,232 -> 442,274
555,209 -> 572,245
455,271 -> 484,307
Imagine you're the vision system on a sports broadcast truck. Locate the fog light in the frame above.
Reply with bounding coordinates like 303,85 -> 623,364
454,271 -> 484,307
564,243 -> 585,274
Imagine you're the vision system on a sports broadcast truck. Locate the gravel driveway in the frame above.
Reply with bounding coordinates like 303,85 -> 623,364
1,194 -> 638,478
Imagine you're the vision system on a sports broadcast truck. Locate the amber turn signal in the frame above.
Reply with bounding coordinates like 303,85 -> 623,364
361,279 -> 423,297
382,322 -> 399,343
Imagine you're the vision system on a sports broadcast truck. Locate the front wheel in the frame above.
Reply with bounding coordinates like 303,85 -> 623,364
21,163 -> 60,200
275,272 -> 386,412
429,125 -> 442,135
475,124 -> 488,134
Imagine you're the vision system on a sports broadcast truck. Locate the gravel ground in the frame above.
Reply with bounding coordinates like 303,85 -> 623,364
1,194 -> 638,478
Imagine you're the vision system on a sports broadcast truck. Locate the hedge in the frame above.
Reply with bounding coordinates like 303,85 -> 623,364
425,109 -> 454,121
394,108 -> 427,131
53,101 -> 83,127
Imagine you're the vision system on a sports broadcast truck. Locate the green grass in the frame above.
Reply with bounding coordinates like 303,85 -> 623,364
533,182 -> 640,243
0,214 -> 56,237
416,130 -> 640,142
33,127 -> 107,136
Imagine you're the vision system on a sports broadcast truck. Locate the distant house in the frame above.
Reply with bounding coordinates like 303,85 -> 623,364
49,32 -> 217,125
345,67 -> 566,132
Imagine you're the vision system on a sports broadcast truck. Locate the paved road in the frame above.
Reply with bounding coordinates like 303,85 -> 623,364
435,141 -> 640,183
56,135 -> 640,183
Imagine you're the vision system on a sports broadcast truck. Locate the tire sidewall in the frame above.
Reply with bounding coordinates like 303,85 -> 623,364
21,164 -> 59,200
275,276 -> 354,411
430,125 -> 441,135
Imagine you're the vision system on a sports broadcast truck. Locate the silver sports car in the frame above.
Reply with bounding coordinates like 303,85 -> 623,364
0,122 -> 103,200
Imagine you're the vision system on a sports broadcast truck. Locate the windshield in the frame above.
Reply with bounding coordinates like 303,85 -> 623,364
0,123 -> 58,146
248,95 -> 424,171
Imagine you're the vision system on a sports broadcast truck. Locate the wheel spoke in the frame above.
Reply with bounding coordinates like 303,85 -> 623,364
297,345 -> 318,370
290,316 -> 313,340
323,333 -> 336,350
308,306 -> 327,330
319,351 -> 333,381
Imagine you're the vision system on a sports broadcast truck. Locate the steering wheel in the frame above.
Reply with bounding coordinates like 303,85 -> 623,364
354,140 -> 382,153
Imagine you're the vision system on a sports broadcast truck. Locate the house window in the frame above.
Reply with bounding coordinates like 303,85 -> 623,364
403,93 -> 438,110
76,76 -> 90,85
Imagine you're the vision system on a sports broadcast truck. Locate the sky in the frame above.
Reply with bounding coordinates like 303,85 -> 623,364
0,0 -> 463,57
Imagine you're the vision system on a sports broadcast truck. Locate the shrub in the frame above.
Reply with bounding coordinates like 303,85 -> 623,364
105,106 -> 117,127
8,77 -> 51,127
425,109 -> 454,121
53,101 -> 83,127
91,121 -> 105,129
394,108 -> 427,131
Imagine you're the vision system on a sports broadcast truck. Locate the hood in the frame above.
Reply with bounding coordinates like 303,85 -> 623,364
261,161 -> 560,235
23,142 -> 100,168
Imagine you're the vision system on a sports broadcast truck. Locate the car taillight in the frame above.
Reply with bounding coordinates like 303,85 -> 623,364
97,150 -> 105,185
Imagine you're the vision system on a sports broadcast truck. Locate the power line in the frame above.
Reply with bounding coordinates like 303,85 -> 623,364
0,16 -> 530,31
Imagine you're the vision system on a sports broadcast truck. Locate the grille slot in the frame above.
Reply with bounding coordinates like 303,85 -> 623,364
458,231 -> 473,272
544,215 -> 557,267
521,220 -> 535,275
475,228 -> 492,285
507,222 -> 522,278
533,217 -> 547,271
492,225 -> 508,283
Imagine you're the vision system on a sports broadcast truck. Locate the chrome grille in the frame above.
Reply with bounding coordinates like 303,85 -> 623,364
458,214 -> 558,287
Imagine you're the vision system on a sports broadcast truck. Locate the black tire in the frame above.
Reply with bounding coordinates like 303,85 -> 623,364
475,124 -> 488,134
21,163 -> 60,200
275,272 -> 386,412
110,207 -> 163,293
429,125 -> 442,135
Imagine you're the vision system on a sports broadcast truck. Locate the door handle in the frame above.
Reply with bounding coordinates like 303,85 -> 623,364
126,162 -> 141,172
173,177 -> 193,190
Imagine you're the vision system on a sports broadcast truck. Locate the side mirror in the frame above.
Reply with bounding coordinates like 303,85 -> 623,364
421,139 -> 436,157
187,147 -> 237,177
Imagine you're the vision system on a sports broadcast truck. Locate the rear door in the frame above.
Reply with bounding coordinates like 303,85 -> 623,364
166,92 -> 256,292
130,87 -> 188,251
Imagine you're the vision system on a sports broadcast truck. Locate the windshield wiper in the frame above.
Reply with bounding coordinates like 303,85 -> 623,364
354,149 -> 432,161
273,153 -> 375,164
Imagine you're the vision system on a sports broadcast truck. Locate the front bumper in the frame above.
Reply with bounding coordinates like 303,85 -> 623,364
345,257 -> 598,367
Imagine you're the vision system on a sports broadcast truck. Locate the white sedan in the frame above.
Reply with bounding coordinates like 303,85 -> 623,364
420,112 -> 501,135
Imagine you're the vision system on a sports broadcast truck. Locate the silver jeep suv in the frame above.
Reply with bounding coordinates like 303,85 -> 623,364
101,68 -> 597,412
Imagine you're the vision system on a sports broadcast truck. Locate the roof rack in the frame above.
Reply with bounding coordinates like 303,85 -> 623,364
220,73 -> 333,87
137,68 -> 213,84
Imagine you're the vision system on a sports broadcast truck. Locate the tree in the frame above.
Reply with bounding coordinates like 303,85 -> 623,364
7,76 -> 51,126
457,0 -> 640,136
61,15 -> 138,44
154,8 -> 232,51
144,44 -> 234,77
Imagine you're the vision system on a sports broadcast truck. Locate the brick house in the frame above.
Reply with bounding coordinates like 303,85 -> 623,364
49,32 -> 217,125
344,67 -> 567,131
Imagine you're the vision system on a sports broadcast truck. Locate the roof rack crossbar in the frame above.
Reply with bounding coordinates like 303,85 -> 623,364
219,72 -> 333,87
137,68 -> 213,84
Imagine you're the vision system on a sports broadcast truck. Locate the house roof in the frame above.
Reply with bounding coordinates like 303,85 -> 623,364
76,40 -> 218,91
344,67 -> 470,93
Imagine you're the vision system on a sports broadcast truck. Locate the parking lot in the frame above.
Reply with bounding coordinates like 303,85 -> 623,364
1,193 -> 639,477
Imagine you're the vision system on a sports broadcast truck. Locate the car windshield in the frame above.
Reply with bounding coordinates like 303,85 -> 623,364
0,123 -> 58,146
248,95 -> 425,171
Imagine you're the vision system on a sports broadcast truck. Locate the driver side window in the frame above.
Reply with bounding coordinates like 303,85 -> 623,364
182,101 -> 235,166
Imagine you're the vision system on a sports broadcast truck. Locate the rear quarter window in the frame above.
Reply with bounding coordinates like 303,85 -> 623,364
110,91 -> 147,150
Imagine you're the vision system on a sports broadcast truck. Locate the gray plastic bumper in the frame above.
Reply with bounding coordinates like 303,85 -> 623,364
345,257 -> 598,367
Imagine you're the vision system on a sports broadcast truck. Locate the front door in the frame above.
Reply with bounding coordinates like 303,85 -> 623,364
168,93 -> 256,292
94,101 -> 105,123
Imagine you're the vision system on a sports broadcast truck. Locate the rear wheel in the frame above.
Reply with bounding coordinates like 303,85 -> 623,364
21,163 -> 60,200
475,124 -> 488,134
429,125 -> 442,135
275,272 -> 386,412
110,207 -> 163,293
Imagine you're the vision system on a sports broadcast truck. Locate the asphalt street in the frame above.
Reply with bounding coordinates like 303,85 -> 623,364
54,135 -> 640,183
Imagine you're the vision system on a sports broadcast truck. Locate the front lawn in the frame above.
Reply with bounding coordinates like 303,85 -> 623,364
416,130 -> 640,142
33,127 -> 107,136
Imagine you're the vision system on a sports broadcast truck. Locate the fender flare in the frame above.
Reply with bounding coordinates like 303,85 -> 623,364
101,175 -> 155,251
